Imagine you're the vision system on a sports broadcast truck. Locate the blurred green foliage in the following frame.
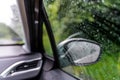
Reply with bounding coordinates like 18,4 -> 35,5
0,23 -> 17,39
43,25 -> 53,56
43,0 -> 120,79
0,23 -> 23,44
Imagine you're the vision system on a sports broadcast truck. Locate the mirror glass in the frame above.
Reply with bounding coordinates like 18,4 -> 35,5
58,40 -> 101,66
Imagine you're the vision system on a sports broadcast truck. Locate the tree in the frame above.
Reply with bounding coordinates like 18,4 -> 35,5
44,0 -> 120,53
0,23 -> 19,40
11,4 -> 24,39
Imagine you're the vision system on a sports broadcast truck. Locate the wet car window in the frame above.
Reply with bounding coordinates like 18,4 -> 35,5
43,25 -> 53,56
44,0 -> 120,79
0,0 -> 24,45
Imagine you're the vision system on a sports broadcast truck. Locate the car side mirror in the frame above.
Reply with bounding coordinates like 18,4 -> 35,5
57,38 -> 101,67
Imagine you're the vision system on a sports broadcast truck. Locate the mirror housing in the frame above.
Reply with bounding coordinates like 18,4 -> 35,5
57,38 -> 101,67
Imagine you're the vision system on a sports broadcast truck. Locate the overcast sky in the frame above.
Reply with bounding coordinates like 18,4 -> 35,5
0,0 -> 16,25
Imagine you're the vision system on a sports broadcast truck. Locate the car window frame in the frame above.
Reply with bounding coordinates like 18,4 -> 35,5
41,0 -> 61,68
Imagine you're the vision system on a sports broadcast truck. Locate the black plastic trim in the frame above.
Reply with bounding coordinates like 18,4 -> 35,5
24,0 -> 37,52
41,1 -> 60,68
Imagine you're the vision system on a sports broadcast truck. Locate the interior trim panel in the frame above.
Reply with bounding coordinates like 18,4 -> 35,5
0,53 -> 42,80
0,46 -> 29,58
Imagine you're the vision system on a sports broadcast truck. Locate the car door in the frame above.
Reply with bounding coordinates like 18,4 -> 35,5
0,0 -> 43,80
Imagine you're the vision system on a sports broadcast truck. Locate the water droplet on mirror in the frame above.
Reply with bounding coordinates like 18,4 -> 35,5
96,30 -> 99,32
110,31 -> 113,34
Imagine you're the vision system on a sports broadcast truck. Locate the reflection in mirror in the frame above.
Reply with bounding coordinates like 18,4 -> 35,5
58,39 -> 101,67
67,41 -> 100,64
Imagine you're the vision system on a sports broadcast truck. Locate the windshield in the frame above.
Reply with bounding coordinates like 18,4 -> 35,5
0,0 -> 24,45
